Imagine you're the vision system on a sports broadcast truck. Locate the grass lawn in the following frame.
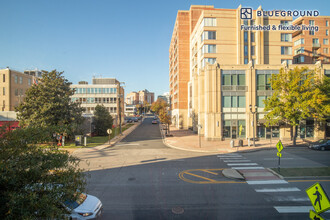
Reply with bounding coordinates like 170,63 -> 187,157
62,123 -> 135,148
271,167 -> 330,177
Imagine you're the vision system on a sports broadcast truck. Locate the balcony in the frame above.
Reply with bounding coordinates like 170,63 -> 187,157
312,43 -> 321,48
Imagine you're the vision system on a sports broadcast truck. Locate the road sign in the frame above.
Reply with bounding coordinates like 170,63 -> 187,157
239,124 -> 243,136
107,129 -> 112,134
276,140 -> 283,152
309,210 -> 324,220
306,182 -> 330,214
277,152 -> 282,158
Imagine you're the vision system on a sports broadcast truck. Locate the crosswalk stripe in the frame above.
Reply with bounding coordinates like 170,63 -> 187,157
247,180 -> 288,185
265,196 -> 309,202
223,160 -> 251,162
274,206 -> 330,213
227,163 -> 258,166
232,167 -> 264,170
255,187 -> 301,192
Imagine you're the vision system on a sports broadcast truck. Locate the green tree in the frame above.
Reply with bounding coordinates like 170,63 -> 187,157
264,67 -> 329,145
0,126 -> 85,219
152,99 -> 171,133
93,105 -> 113,136
15,70 -> 84,134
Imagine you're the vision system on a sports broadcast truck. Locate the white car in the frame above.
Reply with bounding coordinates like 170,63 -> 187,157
64,193 -> 103,219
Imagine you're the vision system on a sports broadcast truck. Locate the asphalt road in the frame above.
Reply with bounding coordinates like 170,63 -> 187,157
74,115 -> 330,220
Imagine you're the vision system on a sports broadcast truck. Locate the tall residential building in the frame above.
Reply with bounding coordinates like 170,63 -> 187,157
0,68 -> 37,111
70,78 -> 125,126
157,92 -> 170,105
293,16 -> 330,64
170,5 -> 293,129
138,89 -> 154,104
126,92 -> 139,105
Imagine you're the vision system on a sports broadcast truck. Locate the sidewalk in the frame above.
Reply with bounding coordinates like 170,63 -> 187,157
66,121 -> 141,155
161,125 -> 308,154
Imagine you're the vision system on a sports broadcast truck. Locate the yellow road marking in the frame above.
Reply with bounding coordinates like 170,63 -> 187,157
184,172 -> 217,183
202,170 -> 218,175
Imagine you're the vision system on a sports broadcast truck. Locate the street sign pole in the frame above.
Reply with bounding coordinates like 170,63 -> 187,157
278,155 -> 280,173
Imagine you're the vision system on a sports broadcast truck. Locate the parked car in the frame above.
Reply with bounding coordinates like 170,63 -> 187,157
132,117 -> 139,122
309,139 -> 330,151
152,119 -> 158,124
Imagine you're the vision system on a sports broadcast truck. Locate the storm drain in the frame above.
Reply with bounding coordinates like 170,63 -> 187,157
172,206 -> 184,214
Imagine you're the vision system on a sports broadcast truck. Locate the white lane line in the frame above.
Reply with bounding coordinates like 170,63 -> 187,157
227,163 -> 258,166
223,160 -> 251,162
255,187 -> 301,192
266,196 -> 309,202
232,167 -> 265,170
247,180 -> 288,185
274,206 -> 330,213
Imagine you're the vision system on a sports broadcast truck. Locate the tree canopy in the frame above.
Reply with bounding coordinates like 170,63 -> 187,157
15,70 -> 84,132
264,67 -> 329,144
0,126 -> 86,219
93,105 -> 113,136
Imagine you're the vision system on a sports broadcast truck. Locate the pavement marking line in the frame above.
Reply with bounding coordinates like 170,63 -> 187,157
264,158 -> 294,160
223,160 -> 251,162
232,167 -> 265,170
202,170 -> 218,175
218,156 -> 243,158
247,180 -> 288,185
184,171 -> 217,183
274,206 -> 330,213
255,187 -> 301,192
266,196 -> 309,202
227,163 -> 258,166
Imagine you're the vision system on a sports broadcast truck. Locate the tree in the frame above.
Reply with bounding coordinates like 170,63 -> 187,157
0,126 -> 86,219
15,70 -> 84,135
264,67 -> 329,145
93,105 -> 113,136
151,99 -> 171,133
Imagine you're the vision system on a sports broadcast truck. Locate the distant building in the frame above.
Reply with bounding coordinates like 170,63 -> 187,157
126,92 -> 139,105
138,89 -> 154,104
125,103 -> 137,116
0,68 -> 39,111
293,16 -> 330,64
70,77 -> 125,126
157,92 -> 170,104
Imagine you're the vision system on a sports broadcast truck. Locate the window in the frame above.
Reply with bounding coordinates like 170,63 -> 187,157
222,71 -> 245,86
281,20 -> 292,26
19,76 -> 23,84
15,88 -> 18,96
91,88 -> 94,93
3,74 -> 5,82
238,74 -> 245,85
244,58 -> 248,64
251,20 -> 255,25
87,88 -> 90,94
203,45 -> 216,53
294,47 -> 304,55
251,46 -> 255,56
281,33 -> 292,42
28,78 -> 31,86
201,31 -> 216,41
201,58 -> 216,67
20,89 -> 23,95
243,20 -> 248,26
309,20 -> 315,35
3,87 -> 5,95
294,38 -> 304,46
325,58 -> 329,63
324,48 -> 329,54
256,70 -> 279,90
324,39 -> 329,45
244,45 -> 248,56
222,96 -> 245,108
281,46 -> 292,55
327,30 -> 329,36
257,96 -> 267,108
326,20 -> 329,27
14,75 -> 18,84
202,18 -> 216,27
244,31 -> 248,42
251,32 -> 255,42
82,88 -> 86,93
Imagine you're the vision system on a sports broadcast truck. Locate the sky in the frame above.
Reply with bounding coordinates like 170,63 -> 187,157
0,0 -> 329,98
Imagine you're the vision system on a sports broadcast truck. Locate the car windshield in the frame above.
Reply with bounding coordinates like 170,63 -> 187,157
317,140 -> 326,144
64,193 -> 87,210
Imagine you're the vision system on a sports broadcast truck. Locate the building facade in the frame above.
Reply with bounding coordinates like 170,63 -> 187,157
293,16 -> 330,64
126,92 -> 139,105
138,89 -> 154,104
0,68 -> 38,111
157,92 -> 170,104
192,62 -> 330,141
70,78 -> 125,126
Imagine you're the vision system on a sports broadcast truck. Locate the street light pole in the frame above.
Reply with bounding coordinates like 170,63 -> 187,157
249,104 -> 258,147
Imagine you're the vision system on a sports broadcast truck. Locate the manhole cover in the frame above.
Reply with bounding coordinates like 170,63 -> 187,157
172,206 -> 184,214
128,177 -> 136,181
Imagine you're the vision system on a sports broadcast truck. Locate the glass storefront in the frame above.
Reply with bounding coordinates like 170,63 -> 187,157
223,120 -> 246,139
257,124 -> 280,139
298,119 -> 314,138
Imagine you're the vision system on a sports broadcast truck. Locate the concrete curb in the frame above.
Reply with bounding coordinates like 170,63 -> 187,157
222,169 -> 245,180
267,168 -> 284,179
